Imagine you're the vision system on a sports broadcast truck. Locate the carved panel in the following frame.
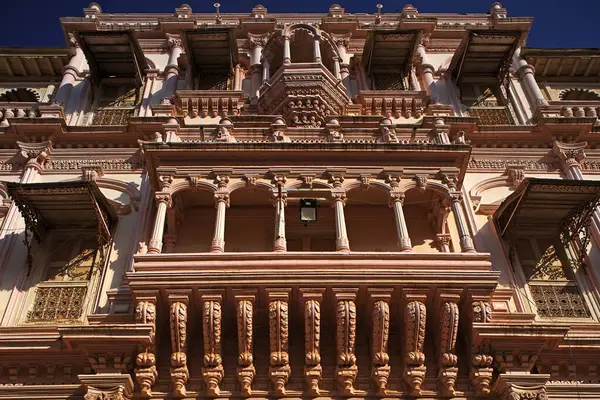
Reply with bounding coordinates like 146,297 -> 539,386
169,298 -> 189,397
335,291 -> 358,395
303,292 -> 322,396
236,295 -> 255,396
268,291 -> 290,396
403,299 -> 426,395
135,299 -> 157,397
202,295 -> 224,396
529,284 -> 591,318
28,285 -> 87,322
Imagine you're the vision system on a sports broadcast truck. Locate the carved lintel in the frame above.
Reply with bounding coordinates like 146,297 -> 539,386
334,289 -> 359,395
79,373 -> 133,400
301,289 -> 325,396
201,293 -> 224,396
234,290 -> 256,396
168,293 -> 190,398
135,296 -> 158,398
267,289 -> 291,396
435,291 -> 461,397
401,290 -> 428,395
493,373 -> 550,400
369,289 -> 392,396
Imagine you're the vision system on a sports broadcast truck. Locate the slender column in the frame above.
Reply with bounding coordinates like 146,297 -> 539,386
313,36 -> 322,63
415,43 -> 435,93
283,35 -> 291,65
272,191 -> 287,252
301,289 -> 324,396
169,293 -> 190,398
163,34 -> 183,100
369,289 -> 392,396
513,47 -> 548,108
248,34 -> 268,102
211,192 -> 229,253
331,190 -> 350,252
147,192 -> 171,254
262,57 -> 270,83
450,193 -> 475,252
340,64 -> 351,96
267,289 -> 291,396
389,191 -> 412,252
53,34 -> 85,106
333,57 -> 341,79
135,295 -> 158,397
334,289 -> 358,395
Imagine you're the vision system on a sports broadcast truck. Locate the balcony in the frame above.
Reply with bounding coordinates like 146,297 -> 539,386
355,90 -> 426,119
258,62 -> 350,128
0,102 -> 40,127
173,90 -> 246,122
89,106 -> 135,126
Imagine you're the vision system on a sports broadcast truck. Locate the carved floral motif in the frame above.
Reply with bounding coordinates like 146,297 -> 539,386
135,300 -> 157,397
371,300 -> 390,395
438,301 -> 459,396
304,298 -> 322,396
169,301 -> 189,397
336,297 -> 357,395
269,296 -> 290,396
237,298 -> 255,396
202,297 -> 224,396
403,300 -> 426,395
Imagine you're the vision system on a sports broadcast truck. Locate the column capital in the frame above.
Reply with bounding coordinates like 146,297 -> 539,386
248,33 -> 269,49
330,189 -> 347,206
449,191 -> 463,202
17,140 -> 53,172
493,373 -> 549,400
79,373 -> 133,400
389,190 -> 405,206
166,33 -> 183,49
155,191 -> 172,207
327,168 -> 346,187
552,140 -> 587,169
214,192 -> 230,208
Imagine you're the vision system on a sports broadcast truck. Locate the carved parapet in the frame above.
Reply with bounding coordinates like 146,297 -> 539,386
402,291 -> 427,396
356,90 -> 425,118
134,296 -> 158,398
369,289 -> 392,396
0,103 -> 40,128
267,289 -> 291,396
235,291 -> 256,396
174,90 -> 245,119
168,293 -> 190,398
334,289 -> 358,396
201,293 -> 224,396
435,292 -> 461,397
301,289 -> 324,396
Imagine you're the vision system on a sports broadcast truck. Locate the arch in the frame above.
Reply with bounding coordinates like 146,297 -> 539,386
397,180 -> 452,199
229,179 -> 274,194
559,88 -> 600,101
284,179 -> 333,190
144,57 -> 156,70
343,179 -> 391,194
468,174 -> 516,215
169,179 -> 217,196
0,88 -> 40,102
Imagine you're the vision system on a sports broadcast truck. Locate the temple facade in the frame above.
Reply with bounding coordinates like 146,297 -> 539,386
0,2 -> 600,399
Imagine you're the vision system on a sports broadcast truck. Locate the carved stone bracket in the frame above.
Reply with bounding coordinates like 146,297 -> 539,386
17,140 -> 53,172
267,289 -> 291,396
468,292 -> 494,396
369,289 -> 392,396
168,293 -> 190,398
234,290 -> 256,397
435,291 -> 461,397
334,289 -> 358,395
134,295 -> 158,398
493,373 -> 550,400
201,293 -> 224,396
301,289 -> 324,396
401,290 -> 427,396
79,373 -> 133,400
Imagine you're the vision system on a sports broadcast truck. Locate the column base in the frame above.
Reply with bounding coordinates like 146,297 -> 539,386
238,365 -> 256,397
273,237 -> 287,252
304,365 -> 322,396
398,237 -> 412,252
460,236 -> 476,253
211,238 -> 225,253
336,237 -> 350,252
147,238 -> 162,254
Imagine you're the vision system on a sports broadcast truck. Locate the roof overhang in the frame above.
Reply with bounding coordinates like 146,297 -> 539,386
6,180 -> 118,244
450,30 -> 523,84
0,48 -> 70,80
362,30 -> 420,76
521,48 -> 600,78
493,178 -> 600,238
77,31 -> 147,85
184,28 -> 238,75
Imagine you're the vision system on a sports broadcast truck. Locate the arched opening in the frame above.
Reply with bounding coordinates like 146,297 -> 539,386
345,186 -> 397,251
285,183 -> 336,251
0,88 -> 40,102
167,189 -> 215,253
559,88 -> 600,101
403,188 -> 444,252
290,28 -> 315,64
224,186 -> 273,252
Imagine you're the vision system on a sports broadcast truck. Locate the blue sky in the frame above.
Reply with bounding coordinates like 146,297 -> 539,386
1,0 -> 599,49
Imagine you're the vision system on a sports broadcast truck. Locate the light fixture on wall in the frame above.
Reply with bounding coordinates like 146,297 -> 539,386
300,198 -> 318,223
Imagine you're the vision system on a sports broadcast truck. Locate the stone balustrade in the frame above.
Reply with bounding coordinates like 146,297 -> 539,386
0,103 -> 40,127
356,90 -> 427,119
537,100 -> 600,122
173,90 -> 246,119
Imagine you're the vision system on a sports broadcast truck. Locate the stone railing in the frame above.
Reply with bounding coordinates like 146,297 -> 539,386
0,102 -> 40,127
355,90 -> 427,119
537,100 -> 600,122
27,281 -> 88,323
173,90 -> 246,119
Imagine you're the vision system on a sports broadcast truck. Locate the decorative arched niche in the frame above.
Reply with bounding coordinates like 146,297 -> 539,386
469,167 -> 524,215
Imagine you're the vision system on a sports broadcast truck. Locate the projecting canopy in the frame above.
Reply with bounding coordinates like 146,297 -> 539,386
77,31 -> 147,85
449,30 -> 523,84
362,30 -> 419,77
493,178 -> 600,238
184,28 -> 238,73
6,181 -> 117,244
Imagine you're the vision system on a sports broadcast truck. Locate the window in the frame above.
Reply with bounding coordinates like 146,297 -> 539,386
372,71 -> 406,90
461,83 -> 515,125
195,70 -> 231,90
90,83 -> 138,126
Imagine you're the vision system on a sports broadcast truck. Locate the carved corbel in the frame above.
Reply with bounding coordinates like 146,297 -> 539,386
334,289 -> 359,395
81,165 -> 104,182
415,174 -> 428,192
505,165 -> 525,189
270,117 -> 290,142
384,169 -> 403,189
379,118 -> 399,143
359,174 -> 371,191
467,293 -> 493,396
401,290 -> 427,396
201,293 -> 224,396
552,141 -> 587,173
301,289 -> 324,396
213,168 -> 232,189
169,293 -> 190,398
326,118 -> 344,143
243,174 -> 259,187
369,289 -> 392,396
435,291 -> 461,397
301,174 -> 315,188
135,295 -> 158,398
234,291 -> 256,396
79,374 -> 133,400
267,289 -> 291,396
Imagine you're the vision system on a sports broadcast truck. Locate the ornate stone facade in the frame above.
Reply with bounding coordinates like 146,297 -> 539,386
0,3 -> 600,400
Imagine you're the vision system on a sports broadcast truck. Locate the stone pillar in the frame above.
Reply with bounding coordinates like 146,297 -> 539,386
450,193 -> 475,252
331,190 -> 350,252
79,373 -> 133,400
389,191 -> 412,251
283,35 -> 291,65
313,35 -> 322,63
163,34 -> 183,100
169,293 -> 190,398
415,43 -> 435,93
333,34 -> 352,95
211,192 -> 229,253
340,64 -> 351,96
513,47 -> 548,108
147,192 -> 171,254
272,191 -> 287,252
333,57 -> 341,79
53,34 -> 85,106
248,34 -> 268,102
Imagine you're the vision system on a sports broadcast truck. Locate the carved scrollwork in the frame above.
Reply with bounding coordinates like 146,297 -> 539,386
437,300 -> 459,396
169,300 -> 189,397
268,294 -> 290,396
335,294 -> 358,395
237,297 -> 255,396
135,300 -> 157,397
304,297 -> 322,396
403,300 -> 426,395
202,296 -> 224,396
472,300 -> 492,323
371,300 -> 390,395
